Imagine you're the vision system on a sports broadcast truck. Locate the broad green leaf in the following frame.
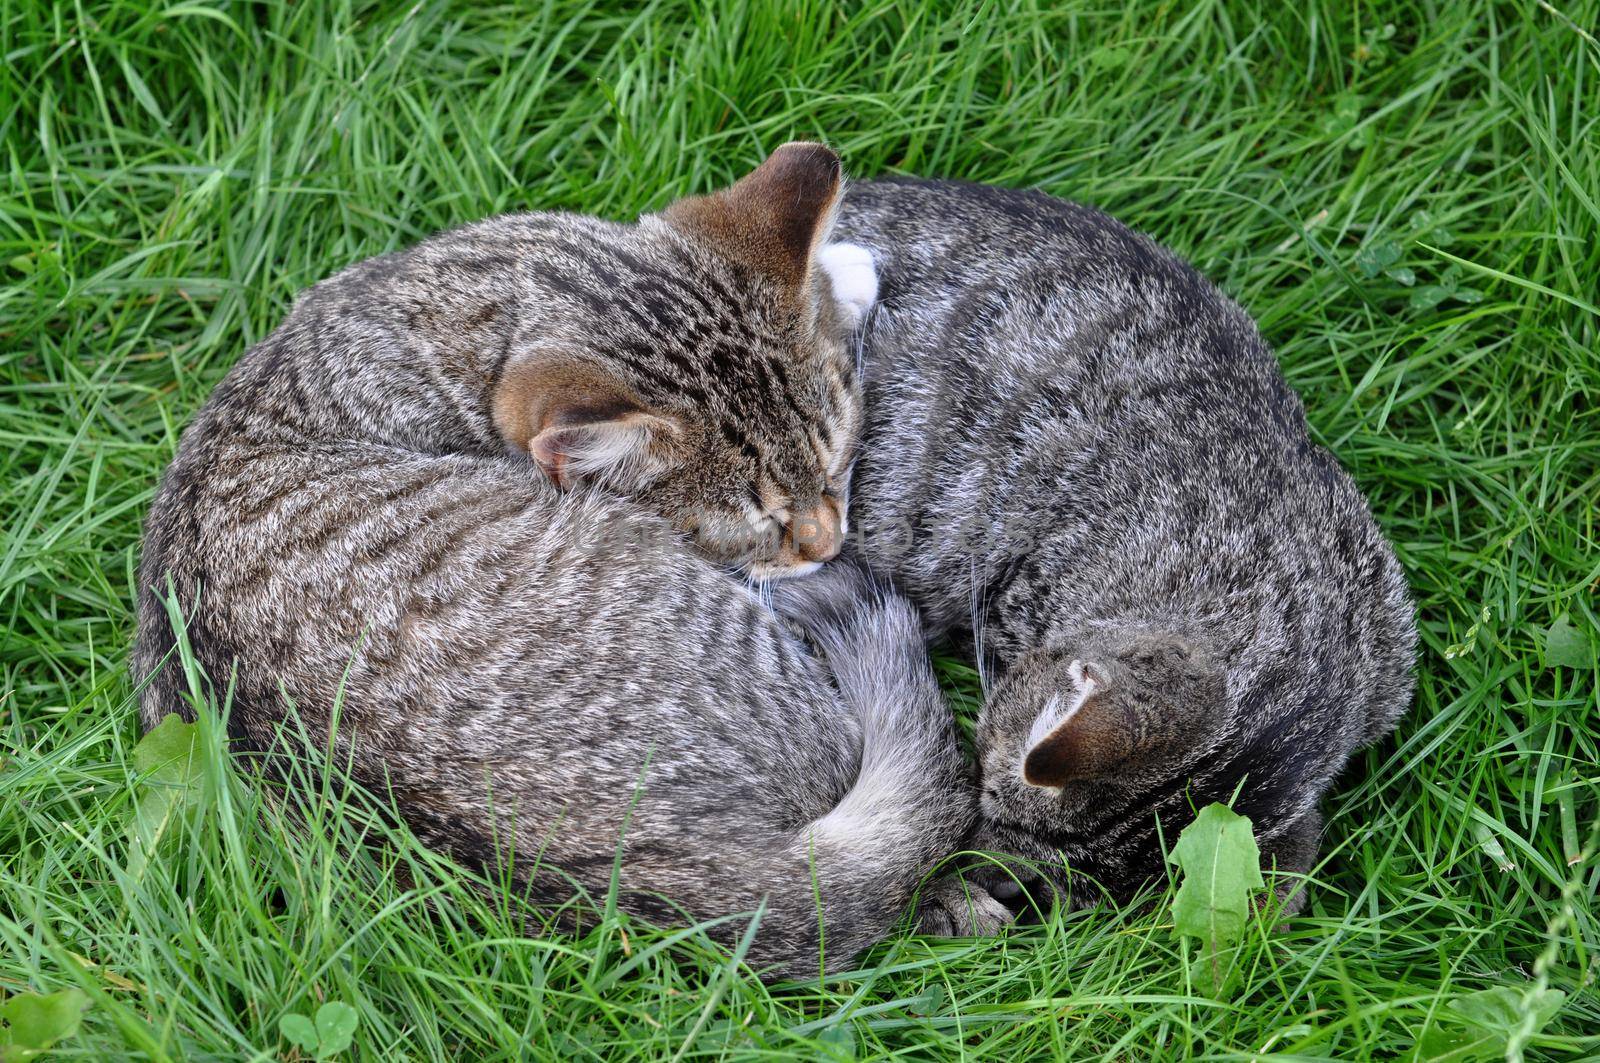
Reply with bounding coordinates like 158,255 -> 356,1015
1498,987 -> 1566,1060
905,983 -> 947,1016
1355,240 -> 1400,278
127,715 -> 204,878
314,1002 -> 359,1057
132,714 -> 202,781
1409,285 -> 1450,311
553,1026 -> 596,1055
1332,91 -> 1364,124
1411,986 -> 1566,1063
816,1023 -> 857,1059
1543,615 -> 1593,669
0,988 -> 90,1061
1415,1025 -> 1502,1063
279,1013 -> 319,1053
1087,45 -> 1131,70
1168,803 -> 1264,998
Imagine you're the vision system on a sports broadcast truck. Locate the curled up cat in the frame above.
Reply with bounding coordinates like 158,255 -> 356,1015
133,144 -> 977,978
830,179 -> 1418,922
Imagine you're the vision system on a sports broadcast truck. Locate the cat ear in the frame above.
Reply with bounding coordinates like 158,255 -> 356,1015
663,141 -> 843,292
1021,660 -> 1135,787
530,408 -> 681,490
492,358 -> 683,490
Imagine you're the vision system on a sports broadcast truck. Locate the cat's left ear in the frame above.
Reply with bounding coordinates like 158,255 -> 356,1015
492,357 -> 684,491
1022,661 -> 1135,787
663,142 -> 843,295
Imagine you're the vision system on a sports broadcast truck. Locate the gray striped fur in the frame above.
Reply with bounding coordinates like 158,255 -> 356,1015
133,150 -> 972,978
834,179 -> 1417,911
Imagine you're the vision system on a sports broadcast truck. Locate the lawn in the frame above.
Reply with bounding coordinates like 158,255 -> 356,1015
3,1 -> 1598,1058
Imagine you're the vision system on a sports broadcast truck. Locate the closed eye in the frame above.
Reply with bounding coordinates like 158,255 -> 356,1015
742,502 -> 778,533
808,428 -> 840,482
742,490 -> 787,534
829,442 -> 860,486
814,414 -> 863,484
746,484 -> 794,526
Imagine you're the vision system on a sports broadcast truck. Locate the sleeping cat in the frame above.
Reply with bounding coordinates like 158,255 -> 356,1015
831,179 -> 1417,922
133,145 -> 974,977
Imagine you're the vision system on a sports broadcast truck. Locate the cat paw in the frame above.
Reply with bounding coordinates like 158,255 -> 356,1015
915,877 -> 1015,938
816,242 -> 878,329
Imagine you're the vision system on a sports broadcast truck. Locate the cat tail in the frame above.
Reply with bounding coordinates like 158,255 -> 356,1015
759,563 -> 975,978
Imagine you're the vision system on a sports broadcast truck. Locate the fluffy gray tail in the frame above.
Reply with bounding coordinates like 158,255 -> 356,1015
758,563 -> 973,977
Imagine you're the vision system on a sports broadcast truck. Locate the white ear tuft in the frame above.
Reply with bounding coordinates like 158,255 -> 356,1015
816,242 -> 878,329
1024,660 -> 1100,754
531,413 -> 677,491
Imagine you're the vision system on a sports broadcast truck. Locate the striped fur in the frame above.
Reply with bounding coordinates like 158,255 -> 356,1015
132,150 -> 972,978
833,179 -> 1417,911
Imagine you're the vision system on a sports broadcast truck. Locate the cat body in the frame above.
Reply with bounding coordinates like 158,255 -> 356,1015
133,148 -> 973,977
832,179 -> 1416,908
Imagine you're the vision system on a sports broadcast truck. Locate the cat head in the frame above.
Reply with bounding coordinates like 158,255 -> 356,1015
492,142 -> 874,580
969,627 -> 1322,909
978,629 -> 1229,802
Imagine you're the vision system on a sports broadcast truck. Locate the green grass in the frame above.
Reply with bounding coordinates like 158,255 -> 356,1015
3,0 -> 1598,1058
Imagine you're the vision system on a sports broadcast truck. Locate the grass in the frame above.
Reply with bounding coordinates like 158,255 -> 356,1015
2,0 -> 1598,1058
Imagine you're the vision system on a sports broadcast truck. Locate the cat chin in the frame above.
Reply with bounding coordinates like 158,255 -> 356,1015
747,558 -> 824,582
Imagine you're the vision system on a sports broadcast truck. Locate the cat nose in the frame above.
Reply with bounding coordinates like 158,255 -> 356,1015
789,496 -> 843,563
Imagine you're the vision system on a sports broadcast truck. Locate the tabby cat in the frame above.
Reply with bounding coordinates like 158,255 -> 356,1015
831,178 -> 1417,921
133,145 -> 973,977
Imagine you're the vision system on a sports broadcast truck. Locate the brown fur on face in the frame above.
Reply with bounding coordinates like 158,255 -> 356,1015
788,493 -> 845,564
132,163 -> 965,978
664,142 -> 842,294
491,358 -> 683,490
487,143 -> 866,579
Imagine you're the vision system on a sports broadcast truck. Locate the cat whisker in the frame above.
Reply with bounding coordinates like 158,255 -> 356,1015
969,557 -> 993,695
